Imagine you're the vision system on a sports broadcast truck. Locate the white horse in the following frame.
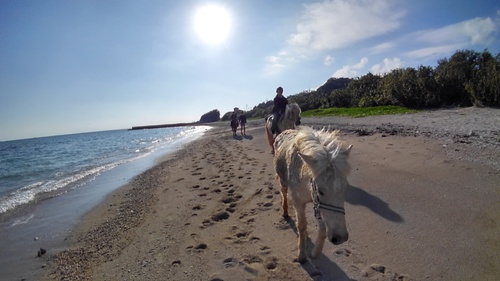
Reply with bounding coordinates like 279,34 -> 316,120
273,126 -> 353,263
265,103 -> 301,154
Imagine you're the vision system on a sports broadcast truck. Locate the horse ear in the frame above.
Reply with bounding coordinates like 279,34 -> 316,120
298,152 -> 317,168
346,144 -> 353,153
341,144 -> 353,156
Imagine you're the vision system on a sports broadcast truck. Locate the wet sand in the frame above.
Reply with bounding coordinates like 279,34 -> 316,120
37,107 -> 499,280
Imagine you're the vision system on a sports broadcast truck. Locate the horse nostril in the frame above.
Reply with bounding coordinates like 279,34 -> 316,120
331,237 -> 338,244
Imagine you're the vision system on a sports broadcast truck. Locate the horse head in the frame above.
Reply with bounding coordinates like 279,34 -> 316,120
279,103 -> 301,133
298,140 -> 352,246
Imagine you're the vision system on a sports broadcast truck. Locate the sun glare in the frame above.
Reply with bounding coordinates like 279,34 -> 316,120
194,4 -> 231,45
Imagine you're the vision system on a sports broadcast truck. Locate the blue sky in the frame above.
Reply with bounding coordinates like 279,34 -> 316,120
1,0 -> 499,141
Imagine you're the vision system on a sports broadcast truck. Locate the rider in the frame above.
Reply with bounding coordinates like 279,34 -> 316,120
238,111 -> 247,135
271,86 -> 288,134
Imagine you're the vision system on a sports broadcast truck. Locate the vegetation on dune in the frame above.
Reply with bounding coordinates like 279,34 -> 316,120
300,106 -> 418,118
200,49 -> 499,121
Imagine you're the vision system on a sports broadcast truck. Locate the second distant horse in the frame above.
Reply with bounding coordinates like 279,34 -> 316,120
265,103 -> 301,154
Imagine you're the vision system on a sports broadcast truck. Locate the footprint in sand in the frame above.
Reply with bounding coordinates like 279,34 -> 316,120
361,264 -> 410,280
243,255 -> 262,264
226,206 -> 237,213
195,243 -> 207,250
259,246 -> 272,255
186,243 -> 207,252
211,211 -> 230,222
256,201 -> 273,211
274,219 -> 291,230
221,196 -> 237,204
334,248 -> 352,257
192,205 -> 204,211
235,230 -> 249,239
240,255 -> 279,272
223,257 -> 237,267
201,219 -> 213,227
264,256 -> 278,271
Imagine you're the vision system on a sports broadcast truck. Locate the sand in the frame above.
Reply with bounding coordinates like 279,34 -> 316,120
40,107 -> 499,281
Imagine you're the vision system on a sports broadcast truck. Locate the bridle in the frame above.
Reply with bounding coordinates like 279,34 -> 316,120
311,179 -> 345,219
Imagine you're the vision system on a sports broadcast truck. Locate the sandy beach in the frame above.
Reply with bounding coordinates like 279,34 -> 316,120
39,107 -> 499,281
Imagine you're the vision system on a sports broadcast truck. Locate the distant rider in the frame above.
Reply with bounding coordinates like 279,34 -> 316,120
271,86 -> 288,134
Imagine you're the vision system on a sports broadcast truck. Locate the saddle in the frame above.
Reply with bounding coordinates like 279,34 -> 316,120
268,114 -> 301,135
268,114 -> 284,135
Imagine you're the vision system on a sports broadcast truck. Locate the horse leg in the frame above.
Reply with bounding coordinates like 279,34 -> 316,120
295,201 -> 308,263
280,182 -> 289,217
265,124 -> 275,154
311,218 -> 327,259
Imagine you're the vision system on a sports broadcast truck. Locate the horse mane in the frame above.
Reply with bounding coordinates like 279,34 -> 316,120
294,126 -> 351,177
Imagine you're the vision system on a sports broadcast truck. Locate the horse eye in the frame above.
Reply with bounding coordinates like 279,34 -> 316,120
318,191 -> 324,196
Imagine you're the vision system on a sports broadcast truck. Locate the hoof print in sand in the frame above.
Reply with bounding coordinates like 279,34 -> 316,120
195,243 -> 208,250
192,205 -> 204,211
221,196 -> 236,204
363,264 -> 387,277
201,219 -> 214,227
335,248 -> 352,257
264,257 -> 278,271
363,264 -> 411,281
212,211 -> 230,222
223,257 -> 237,268
256,201 -> 273,211
259,246 -> 271,255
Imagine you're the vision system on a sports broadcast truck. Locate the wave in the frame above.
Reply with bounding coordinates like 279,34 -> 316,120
0,125 -> 212,214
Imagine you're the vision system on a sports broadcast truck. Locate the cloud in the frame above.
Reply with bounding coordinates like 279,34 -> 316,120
324,55 -> 334,65
404,16 -> 498,60
288,0 -> 405,51
370,42 -> 396,54
265,0 -> 405,74
416,17 -> 497,46
332,57 -> 368,78
264,51 -> 301,75
404,44 -> 466,60
370,57 -> 402,75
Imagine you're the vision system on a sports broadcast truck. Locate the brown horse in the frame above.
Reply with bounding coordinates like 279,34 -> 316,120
265,103 -> 301,154
230,118 -> 239,136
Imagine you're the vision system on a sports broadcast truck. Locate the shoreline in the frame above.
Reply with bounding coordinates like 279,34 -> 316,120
36,108 -> 500,280
0,126 -> 212,281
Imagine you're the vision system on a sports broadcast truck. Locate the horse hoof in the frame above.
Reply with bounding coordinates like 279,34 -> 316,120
294,257 -> 307,264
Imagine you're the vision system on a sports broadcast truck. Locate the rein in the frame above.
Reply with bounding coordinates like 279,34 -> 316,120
311,179 -> 345,219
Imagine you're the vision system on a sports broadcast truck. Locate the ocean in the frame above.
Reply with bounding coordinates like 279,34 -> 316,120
0,125 -> 211,278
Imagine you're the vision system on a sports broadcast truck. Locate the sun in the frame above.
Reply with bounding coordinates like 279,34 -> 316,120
194,4 -> 231,45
